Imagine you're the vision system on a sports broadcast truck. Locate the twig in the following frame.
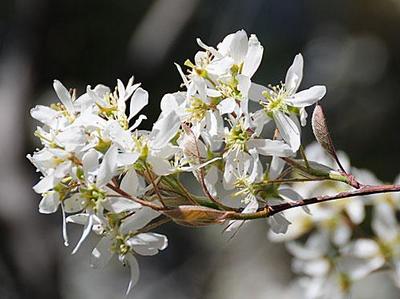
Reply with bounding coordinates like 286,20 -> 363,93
106,183 -> 163,211
227,184 -> 400,220
144,163 -> 166,207
137,216 -> 171,233
268,184 -> 400,216
184,123 -> 236,211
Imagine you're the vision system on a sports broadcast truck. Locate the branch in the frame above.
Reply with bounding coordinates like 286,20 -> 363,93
106,183 -> 164,211
227,184 -> 400,221
268,184 -> 400,216
281,157 -> 361,189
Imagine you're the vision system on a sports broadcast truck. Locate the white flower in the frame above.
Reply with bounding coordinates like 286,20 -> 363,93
90,206 -> 166,294
250,54 -> 326,151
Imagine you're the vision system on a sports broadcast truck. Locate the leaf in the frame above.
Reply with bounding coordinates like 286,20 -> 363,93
162,206 -> 233,227
311,104 -> 346,173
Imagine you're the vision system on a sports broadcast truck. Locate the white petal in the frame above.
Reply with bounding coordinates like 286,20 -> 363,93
121,168 -> 139,196
285,54 -> 303,94
130,114 -> 147,131
160,92 -> 185,114
342,239 -> 380,258
72,214 -> 94,255
217,98 -> 236,115
237,75 -> 251,100
269,213 -> 291,234
287,86 -> 326,108
207,57 -> 234,76
125,254 -> 140,295
242,34 -> 263,78
251,109 -> 271,135
147,155 -> 173,176
294,258 -> 330,277
90,236 -> 114,268
118,152 -> 139,167
96,145 -> 118,187
30,105 -> 59,126
120,207 -> 160,234
248,149 -> 263,183
53,80 -> 75,113
269,156 -> 285,180
229,29 -> 248,63
150,111 -> 181,149
248,138 -> 293,157
64,193 -> 85,213
129,88 -> 149,120
248,82 -> 268,102
39,191 -> 60,214
345,198 -> 365,225
196,38 -> 221,58
300,108 -> 308,127
66,213 -> 91,225
333,223 -> 351,246
204,166 -> 218,197
350,256 -> 385,280
82,149 -> 99,181
56,127 -> 86,151
33,173 -> 56,194
128,233 -> 168,256
103,197 -> 142,213
273,111 -> 301,151
372,202 -> 398,241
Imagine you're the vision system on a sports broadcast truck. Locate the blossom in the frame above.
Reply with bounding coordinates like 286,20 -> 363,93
27,30 -> 400,296
250,54 -> 326,151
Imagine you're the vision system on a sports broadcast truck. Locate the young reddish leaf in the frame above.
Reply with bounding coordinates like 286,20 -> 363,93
311,104 -> 346,173
162,205 -> 233,227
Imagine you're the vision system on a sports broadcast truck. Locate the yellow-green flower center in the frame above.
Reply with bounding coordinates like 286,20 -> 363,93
226,122 -> 251,152
187,97 -> 210,121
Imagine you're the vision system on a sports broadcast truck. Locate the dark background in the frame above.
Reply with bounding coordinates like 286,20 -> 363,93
1,0 -> 400,298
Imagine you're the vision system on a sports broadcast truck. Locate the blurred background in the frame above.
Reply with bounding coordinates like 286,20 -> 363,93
1,0 -> 400,298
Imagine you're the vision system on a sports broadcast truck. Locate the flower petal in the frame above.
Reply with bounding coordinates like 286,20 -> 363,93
287,86 -> 326,108
39,191 -> 60,214
71,214 -> 94,255
269,213 -> 291,234
217,98 -> 236,115
147,155 -> 174,176
53,80 -> 75,113
150,111 -> 181,149
248,138 -> 293,157
128,233 -> 168,256
248,82 -> 268,102
64,193 -> 85,213
129,87 -> 149,121
125,254 -> 140,295
285,54 -> 303,94
90,236 -> 114,269
120,207 -> 160,234
96,145 -> 118,187
273,111 -> 301,151
103,197 -> 142,213
30,105 -> 59,126
229,30 -> 248,63
242,34 -> 263,78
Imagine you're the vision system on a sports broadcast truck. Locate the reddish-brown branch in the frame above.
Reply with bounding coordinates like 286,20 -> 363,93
106,183 -> 163,211
267,184 -> 400,216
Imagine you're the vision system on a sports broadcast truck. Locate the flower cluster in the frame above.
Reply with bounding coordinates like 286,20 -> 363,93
28,30 -> 400,297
